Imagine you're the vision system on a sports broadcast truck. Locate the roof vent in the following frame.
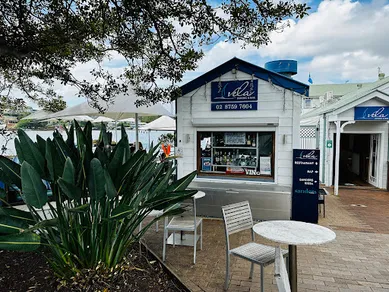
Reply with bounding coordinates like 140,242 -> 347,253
379,72 -> 385,80
357,83 -> 362,89
265,60 -> 297,77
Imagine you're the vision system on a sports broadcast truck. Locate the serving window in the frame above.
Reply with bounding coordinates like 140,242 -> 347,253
197,131 -> 275,180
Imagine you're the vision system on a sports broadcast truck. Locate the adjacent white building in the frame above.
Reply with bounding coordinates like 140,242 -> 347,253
302,75 -> 389,194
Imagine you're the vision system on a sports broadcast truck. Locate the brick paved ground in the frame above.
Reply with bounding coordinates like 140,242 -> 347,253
325,187 -> 389,234
143,188 -> 389,292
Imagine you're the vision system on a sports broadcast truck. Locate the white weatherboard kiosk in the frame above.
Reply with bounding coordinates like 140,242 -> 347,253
176,58 -> 310,220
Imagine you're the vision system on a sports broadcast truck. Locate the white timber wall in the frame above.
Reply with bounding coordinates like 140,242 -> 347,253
176,70 -> 303,187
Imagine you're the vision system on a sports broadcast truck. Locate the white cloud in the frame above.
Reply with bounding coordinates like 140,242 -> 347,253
189,0 -> 389,84
260,0 -> 389,59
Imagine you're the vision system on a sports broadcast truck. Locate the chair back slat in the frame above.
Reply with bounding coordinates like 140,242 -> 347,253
222,201 -> 253,236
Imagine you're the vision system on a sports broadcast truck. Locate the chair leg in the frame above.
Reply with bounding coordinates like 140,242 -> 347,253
156,220 -> 159,232
200,220 -> 203,250
323,202 -> 326,218
162,227 -> 167,262
249,263 -> 254,279
224,254 -> 230,290
139,222 -> 143,254
193,225 -> 197,264
173,231 -> 176,247
260,265 -> 264,292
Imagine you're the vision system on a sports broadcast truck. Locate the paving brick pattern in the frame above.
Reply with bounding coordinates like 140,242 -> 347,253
325,187 -> 389,234
143,188 -> 389,292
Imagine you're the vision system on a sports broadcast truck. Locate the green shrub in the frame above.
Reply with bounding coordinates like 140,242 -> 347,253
0,121 -> 196,279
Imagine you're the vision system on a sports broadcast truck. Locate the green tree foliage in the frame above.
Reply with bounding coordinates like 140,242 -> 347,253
0,0 -> 309,110
37,96 -> 67,113
0,123 -> 196,279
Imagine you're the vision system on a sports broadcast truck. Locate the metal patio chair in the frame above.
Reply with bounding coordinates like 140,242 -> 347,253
274,246 -> 291,292
221,201 -> 288,291
162,197 -> 203,264
318,188 -> 326,217
139,209 -> 164,232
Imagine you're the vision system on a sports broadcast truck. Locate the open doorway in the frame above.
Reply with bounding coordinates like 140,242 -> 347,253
334,133 -> 371,186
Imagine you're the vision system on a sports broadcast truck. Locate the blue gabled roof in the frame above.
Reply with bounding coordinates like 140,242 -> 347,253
180,57 -> 309,96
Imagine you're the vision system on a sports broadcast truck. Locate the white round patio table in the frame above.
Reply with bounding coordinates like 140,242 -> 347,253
193,190 -> 205,200
253,220 -> 336,292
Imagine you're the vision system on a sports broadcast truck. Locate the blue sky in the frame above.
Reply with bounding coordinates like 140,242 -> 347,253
36,0 -> 389,107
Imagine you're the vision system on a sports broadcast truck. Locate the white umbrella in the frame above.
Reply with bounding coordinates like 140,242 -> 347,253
22,110 -> 53,120
118,117 -> 136,123
42,115 -> 95,122
49,91 -> 173,150
92,116 -> 115,123
140,116 -> 176,149
139,116 -> 175,131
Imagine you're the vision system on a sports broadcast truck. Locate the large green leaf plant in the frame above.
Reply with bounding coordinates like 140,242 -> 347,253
0,122 -> 196,279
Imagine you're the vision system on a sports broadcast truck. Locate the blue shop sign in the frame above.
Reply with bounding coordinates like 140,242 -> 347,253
211,102 -> 257,111
201,157 -> 212,171
211,80 -> 258,102
354,106 -> 389,120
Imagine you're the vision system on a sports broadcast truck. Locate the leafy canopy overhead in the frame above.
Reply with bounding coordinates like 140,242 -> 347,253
0,0 -> 309,111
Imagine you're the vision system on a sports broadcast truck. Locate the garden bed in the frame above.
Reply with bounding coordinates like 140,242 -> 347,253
0,247 -> 188,292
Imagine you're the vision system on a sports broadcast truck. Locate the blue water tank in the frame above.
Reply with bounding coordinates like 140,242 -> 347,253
265,60 -> 298,77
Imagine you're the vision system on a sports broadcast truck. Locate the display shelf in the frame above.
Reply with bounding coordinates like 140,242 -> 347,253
212,146 -> 257,149
198,131 -> 274,178
211,164 -> 256,168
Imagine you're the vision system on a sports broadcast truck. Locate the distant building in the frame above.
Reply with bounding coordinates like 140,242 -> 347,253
302,82 -> 376,114
300,72 -> 389,195
3,115 -> 18,129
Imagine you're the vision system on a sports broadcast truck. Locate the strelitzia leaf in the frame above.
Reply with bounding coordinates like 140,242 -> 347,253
58,178 -> 81,200
62,157 -> 75,184
28,218 -> 58,231
65,123 -> 75,149
0,156 -> 21,188
67,204 -> 89,213
0,215 -> 29,234
167,171 -> 197,192
111,204 -> 134,220
0,232 -> 40,251
0,207 -> 34,224
14,138 -> 24,163
36,135 -> 46,156
46,139 -> 64,181
104,170 -> 117,199
21,161 -> 48,208
88,158 -> 105,200
108,137 -> 128,178
17,129 -> 45,176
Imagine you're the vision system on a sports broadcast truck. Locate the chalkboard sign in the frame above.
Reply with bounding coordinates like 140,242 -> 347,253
224,132 -> 246,145
291,149 -> 320,223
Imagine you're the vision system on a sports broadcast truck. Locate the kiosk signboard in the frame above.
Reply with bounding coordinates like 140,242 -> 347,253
291,149 -> 320,223
211,80 -> 258,111
354,106 -> 389,120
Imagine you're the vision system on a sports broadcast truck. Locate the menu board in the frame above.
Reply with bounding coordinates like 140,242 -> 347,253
224,132 -> 246,145
291,149 -> 320,223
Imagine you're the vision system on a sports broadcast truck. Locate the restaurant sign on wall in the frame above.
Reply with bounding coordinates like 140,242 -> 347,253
211,80 -> 258,111
354,106 -> 389,120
